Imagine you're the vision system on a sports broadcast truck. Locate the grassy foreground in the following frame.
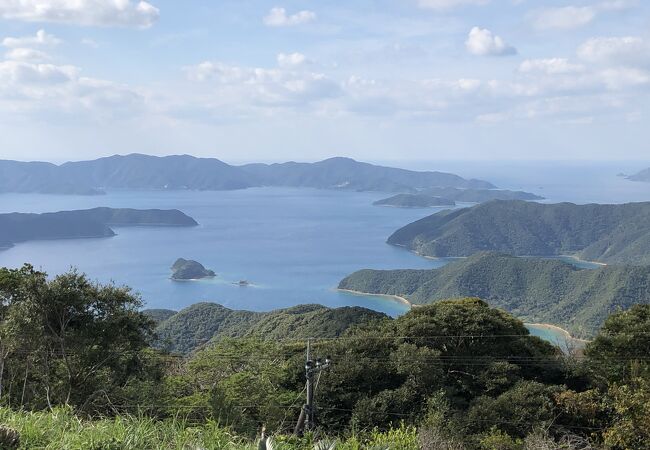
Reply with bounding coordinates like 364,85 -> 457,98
0,407 -> 421,450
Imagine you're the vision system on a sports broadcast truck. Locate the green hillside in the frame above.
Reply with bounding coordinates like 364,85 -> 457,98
154,303 -> 388,353
388,200 -> 650,265
339,252 -> 650,337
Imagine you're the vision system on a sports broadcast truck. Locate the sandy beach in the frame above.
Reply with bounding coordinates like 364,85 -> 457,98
338,288 -> 413,308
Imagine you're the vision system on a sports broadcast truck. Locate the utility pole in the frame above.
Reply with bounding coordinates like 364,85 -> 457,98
294,339 -> 331,436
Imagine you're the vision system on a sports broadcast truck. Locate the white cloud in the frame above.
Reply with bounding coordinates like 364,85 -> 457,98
4,47 -> 50,62
0,0 -> 160,28
184,61 -> 340,109
416,0 -> 489,10
519,58 -> 585,75
0,58 -> 143,118
577,36 -> 650,66
531,1 -> 638,31
263,7 -> 315,27
277,52 -> 308,68
465,27 -> 516,56
2,29 -> 61,47
531,6 -> 596,30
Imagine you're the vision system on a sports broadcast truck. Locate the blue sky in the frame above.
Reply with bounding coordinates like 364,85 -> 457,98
0,0 -> 649,163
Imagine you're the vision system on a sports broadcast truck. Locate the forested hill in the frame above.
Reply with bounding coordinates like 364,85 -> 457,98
628,167 -> 650,182
0,207 -> 197,249
388,200 -> 650,265
338,252 -> 650,337
152,302 -> 388,353
0,154 -> 496,195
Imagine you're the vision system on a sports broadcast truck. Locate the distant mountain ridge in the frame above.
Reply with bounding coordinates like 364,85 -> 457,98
388,200 -> 650,265
0,154 -> 496,195
338,252 -> 650,337
149,302 -> 388,353
0,207 -> 197,249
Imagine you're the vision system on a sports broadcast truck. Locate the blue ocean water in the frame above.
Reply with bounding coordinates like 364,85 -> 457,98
0,188 -> 451,315
0,162 -> 648,341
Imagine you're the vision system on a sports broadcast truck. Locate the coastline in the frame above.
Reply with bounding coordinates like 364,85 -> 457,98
525,322 -> 591,345
337,288 -> 414,308
338,288 -> 590,347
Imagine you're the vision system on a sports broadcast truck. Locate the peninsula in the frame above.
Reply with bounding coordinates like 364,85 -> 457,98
0,207 -> 197,249
388,200 -> 650,265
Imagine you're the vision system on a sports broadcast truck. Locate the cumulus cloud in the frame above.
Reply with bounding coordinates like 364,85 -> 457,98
4,47 -> 50,62
2,29 -> 61,47
263,7 -> 315,27
416,0 -> 489,10
465,27 -> 516,56
519,58 -> 584,75
184,60 -> 340,109
0,0 -> 160,28
277,52 -> 308,68
0,58 -> 143,118
577,36 -> 650,66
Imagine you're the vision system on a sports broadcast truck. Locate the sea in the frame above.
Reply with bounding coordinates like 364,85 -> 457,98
0,161 -> 648,342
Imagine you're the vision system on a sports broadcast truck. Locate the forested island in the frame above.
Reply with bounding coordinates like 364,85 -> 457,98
0,154 -> 502,195
420,186 -> 544,202
388,200 -> 650,265
373,194 -> 456,208
0,207 -> 197,249
339,252 -> 650,337
170,258 -> 216,281
149,302 -> 387,353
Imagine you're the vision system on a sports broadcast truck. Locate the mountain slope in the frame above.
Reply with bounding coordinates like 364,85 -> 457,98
388,200 -> 650,265
339,252 -> 650,337
153,302 -> 388,353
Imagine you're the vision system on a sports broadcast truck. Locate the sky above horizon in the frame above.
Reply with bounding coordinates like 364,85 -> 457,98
0,0 -> 649,163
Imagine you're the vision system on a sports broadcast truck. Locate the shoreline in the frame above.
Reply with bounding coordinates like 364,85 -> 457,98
337,288 -> 414,308
338,288 -> 590,346
524,323 -> 591,345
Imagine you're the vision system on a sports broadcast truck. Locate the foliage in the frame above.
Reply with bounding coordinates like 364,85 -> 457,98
387,200 -> 650,265
154,303 -> 387,353
0,264 -> 159,412
339,252 -> 650,337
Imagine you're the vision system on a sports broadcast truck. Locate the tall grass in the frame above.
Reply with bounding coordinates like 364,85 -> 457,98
0,407 -> 251,450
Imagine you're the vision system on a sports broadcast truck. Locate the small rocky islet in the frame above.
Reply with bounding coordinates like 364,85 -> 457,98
170,258 -> 216,280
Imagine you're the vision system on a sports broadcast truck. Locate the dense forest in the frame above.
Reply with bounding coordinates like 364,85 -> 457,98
150,303 -> 387,353
0,264 -> 649,449
388,200 -> 650,265
339,252 -> 650,337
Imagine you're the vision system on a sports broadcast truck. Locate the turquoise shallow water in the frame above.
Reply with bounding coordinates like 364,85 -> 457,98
0,188 -> 455,315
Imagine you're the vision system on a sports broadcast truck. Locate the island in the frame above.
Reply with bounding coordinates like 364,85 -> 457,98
170,258 -> 216,281
387,200 -> 650,265
627,167 -> 650,182
0,154 -> 508,195
338,252 -> 650,338
0,207 -> 198,249
373,194 -> 456,208
419,186 -> 544,202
